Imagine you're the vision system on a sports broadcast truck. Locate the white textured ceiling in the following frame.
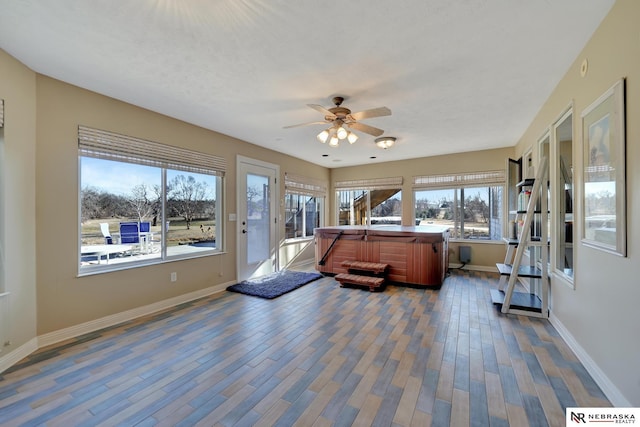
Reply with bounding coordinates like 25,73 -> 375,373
0,0 -> 614,168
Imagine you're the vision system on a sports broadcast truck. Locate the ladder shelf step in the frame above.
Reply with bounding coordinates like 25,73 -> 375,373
496,263 -> 543,278
503,238 -> 547,246
490,289 -> 542,313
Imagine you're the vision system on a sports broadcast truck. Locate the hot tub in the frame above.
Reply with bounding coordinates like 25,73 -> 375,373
314,225 -> 450,288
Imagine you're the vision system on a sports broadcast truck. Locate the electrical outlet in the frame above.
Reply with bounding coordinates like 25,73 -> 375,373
170,272 -> 177,282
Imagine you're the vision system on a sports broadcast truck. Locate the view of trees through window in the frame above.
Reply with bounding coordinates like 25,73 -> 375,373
80,157 -> 220,269
415,186 -> 502,240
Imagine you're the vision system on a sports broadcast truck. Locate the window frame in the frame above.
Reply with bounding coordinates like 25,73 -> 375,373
78,126 -> 225,275
335,189 -> 404,226
412,170 -> 505,241
284,193 -> 324,240
551,105 -> 575,286
283,173 -> 327,241
334,177 -> 403,226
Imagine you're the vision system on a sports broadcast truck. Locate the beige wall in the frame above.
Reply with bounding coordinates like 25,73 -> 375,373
330,148 -> 514,268
0,50 -> 38,357
514,0 -> 639,406
34,75 -> 328,334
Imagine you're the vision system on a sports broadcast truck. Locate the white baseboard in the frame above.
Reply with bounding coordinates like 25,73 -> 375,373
449,263 -> 497,273
549,312 -> 631,407
0,338 -> 38,374
38,280 -> 234,348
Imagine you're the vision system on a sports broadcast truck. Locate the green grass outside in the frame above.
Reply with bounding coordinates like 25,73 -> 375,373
81,217 -> 216,246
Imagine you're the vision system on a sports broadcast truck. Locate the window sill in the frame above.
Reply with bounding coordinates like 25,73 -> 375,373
78,250 -> 226,277
552,269 -> 575,289
283,236 -> 314,244
449,239 -> 504,245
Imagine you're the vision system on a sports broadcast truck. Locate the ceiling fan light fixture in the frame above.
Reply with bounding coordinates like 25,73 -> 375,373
317,129 -> 330,143
284,97 -> 392,148
336,126 -> 348,140
375,136 -> 396,149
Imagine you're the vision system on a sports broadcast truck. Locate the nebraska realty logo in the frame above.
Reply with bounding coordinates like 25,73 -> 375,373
567,407 -> 638,424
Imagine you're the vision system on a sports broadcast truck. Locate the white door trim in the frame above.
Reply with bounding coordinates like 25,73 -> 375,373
236,156 -> 280,281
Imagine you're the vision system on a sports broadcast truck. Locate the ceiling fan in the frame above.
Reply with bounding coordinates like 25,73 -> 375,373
284,96 -> 391,146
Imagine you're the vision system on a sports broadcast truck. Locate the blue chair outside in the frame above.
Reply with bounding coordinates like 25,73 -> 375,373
119,222 -> 140,244
139,221 -> 150,233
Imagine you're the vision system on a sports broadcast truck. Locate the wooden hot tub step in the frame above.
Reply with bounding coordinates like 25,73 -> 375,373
341,260 -> 389,274
335,273 -> 385,292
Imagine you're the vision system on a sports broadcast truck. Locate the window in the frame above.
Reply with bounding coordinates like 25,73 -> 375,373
413,171 -> 504,240
335,177 -> 402,226
79,126 -> 225,273
284,173 -> 326,239
284,194 -> 322,238
552,108 -> 574,282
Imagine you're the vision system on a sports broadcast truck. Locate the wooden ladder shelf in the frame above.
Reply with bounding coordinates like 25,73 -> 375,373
491,157 -> 550,318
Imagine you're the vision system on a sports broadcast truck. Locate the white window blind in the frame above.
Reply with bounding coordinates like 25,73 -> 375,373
0,99 -> 4,128
285,173 -> 327,197
413,170 -> 504,189
78,126 -> 226,176
335,176 -> 403,191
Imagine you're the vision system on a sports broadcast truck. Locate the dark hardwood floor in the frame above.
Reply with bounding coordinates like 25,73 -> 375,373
0,269 -> 610,426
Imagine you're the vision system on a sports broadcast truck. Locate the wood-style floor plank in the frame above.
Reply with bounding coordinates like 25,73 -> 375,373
435,361 -> 455,402
393,375 -> 422,426
352,393 -> 382,426
534,382 -> 566,427
450,388 -> 470,427
0,269 -> 611,426
293,380 -> 340,427
485,371 -> 508,420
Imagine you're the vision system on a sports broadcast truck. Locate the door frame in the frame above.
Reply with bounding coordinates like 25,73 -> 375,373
236,155 -> 279,281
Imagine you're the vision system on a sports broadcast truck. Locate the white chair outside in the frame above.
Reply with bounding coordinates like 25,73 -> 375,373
100,222 -> 113,244
139,221 -> 155,253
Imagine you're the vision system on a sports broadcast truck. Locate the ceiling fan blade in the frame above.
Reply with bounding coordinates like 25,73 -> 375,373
307,104 -> 337,119
283,121 -> 328,129
348,122 -> 385,137
349,106 -> 391,121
